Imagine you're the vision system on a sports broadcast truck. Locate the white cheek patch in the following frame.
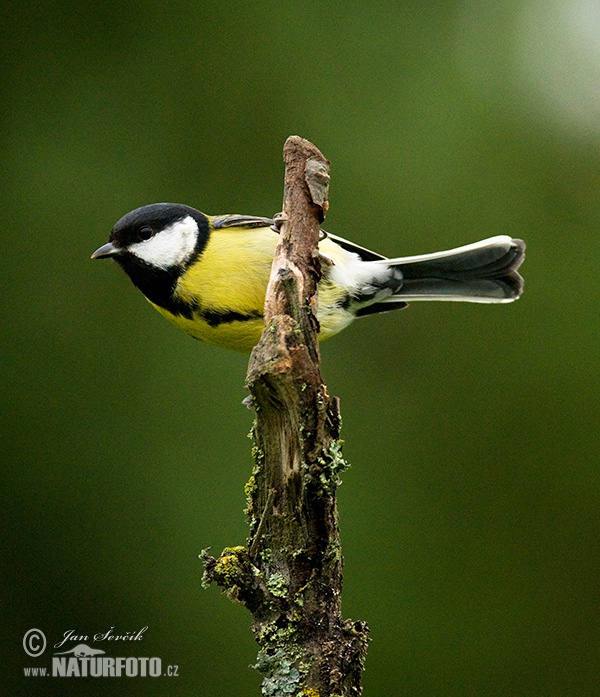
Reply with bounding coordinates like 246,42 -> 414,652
128,215 -> 198,269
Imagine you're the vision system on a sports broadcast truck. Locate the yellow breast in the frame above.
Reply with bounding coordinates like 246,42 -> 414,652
150,224 -> 356,352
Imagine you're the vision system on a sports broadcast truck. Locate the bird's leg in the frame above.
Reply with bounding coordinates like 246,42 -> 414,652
315,230 -> 334,266
313,248 -> 334,266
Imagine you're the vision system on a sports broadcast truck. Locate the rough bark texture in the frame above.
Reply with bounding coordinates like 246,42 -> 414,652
202,136 -> 369,696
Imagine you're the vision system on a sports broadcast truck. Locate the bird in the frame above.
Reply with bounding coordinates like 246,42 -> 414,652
92,203 -> 525,353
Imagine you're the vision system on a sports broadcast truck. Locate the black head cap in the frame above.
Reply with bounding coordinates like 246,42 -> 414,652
109,202 -> 209,253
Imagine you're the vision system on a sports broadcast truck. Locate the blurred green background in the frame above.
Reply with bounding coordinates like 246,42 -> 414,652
3,0 -> 600,695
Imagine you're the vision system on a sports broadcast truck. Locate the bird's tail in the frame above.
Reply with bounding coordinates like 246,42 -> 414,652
366,235 -> 525,313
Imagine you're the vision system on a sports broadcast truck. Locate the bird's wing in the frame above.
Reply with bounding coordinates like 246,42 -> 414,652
211,214 -> 275,230
325,232 -> 388,261
211,215 -> 388,262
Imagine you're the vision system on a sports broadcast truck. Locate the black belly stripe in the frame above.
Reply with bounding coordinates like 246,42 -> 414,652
201,309 -> 263,327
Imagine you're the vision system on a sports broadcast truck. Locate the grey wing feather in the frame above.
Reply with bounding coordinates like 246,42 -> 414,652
211,214 -> 275,229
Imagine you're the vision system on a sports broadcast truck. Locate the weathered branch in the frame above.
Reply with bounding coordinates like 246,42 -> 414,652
202,136 -> 369,696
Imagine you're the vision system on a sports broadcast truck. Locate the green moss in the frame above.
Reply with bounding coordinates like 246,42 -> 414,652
244,473 -> 257,516
247,515 -> 258,532
259,548 -> 273,564
244,450 -> 262,516
266,572 -> 288,598
316,438 -> 350,492
244,473 -> 256,497
255,617 -> 299,648
325,538 -> 342,563
275,625 -> 298,643
198,548 -> 214,589
213,546 -> 247,585
254,649 -> 301,696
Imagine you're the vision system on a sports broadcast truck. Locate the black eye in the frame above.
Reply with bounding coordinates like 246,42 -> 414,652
138,226 -> 154,241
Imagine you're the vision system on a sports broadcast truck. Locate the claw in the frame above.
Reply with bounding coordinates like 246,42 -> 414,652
270,212 -> 288,233
312,249 -> 334,266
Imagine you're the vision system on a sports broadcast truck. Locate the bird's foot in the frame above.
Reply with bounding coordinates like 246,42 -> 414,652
270,212 -> 287,233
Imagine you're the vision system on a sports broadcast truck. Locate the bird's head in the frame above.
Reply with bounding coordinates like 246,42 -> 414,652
92,203 -> 210,272
91,203 -> 211,314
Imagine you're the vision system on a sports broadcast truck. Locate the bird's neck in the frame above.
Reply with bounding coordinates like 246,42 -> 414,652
116,255 -> 196,318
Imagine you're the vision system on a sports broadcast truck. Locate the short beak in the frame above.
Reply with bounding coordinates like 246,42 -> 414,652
91,242 -> 120,259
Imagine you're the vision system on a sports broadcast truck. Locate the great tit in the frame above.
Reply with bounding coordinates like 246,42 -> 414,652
92,203 -> 525,353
